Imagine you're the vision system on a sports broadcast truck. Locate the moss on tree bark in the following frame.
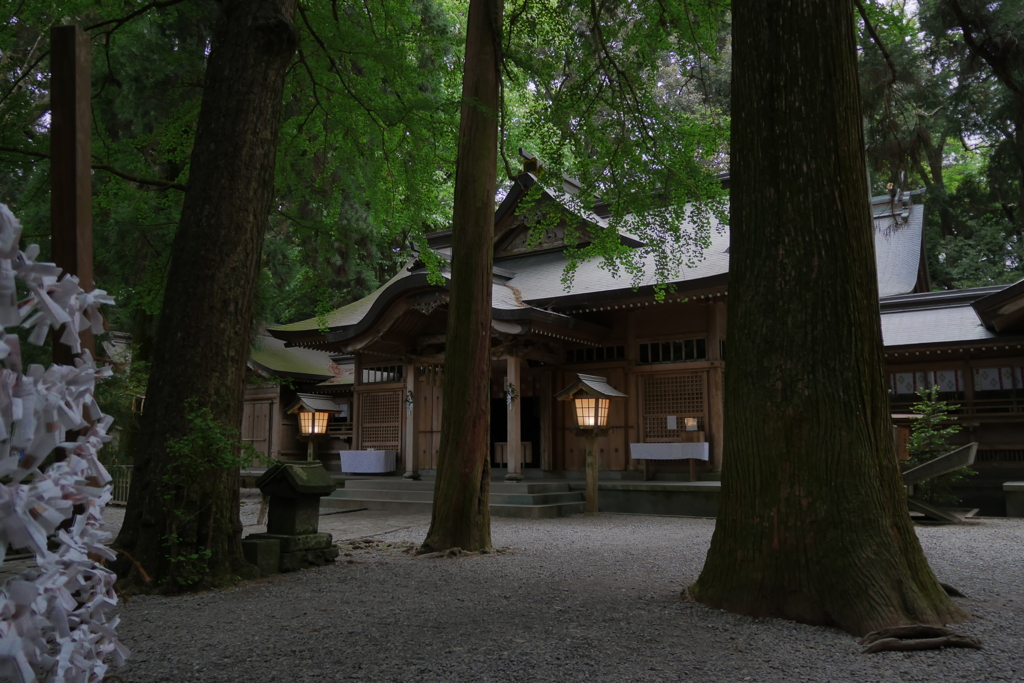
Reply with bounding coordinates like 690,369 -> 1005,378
690,0 -> 969,635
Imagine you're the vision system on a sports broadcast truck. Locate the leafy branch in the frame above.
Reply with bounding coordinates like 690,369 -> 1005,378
0,145 -> 187,190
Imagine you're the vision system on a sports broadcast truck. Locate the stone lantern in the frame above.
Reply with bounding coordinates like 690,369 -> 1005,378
242,462 -> 339,573
555,373 -> 626,514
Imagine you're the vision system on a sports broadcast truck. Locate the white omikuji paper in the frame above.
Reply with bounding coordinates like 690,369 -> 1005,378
0,204 -> 125,683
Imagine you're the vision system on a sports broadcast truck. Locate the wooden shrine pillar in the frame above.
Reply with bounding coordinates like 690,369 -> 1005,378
707,299 -> 727,471
538,370 -> 553,470
403,363 -> 420,479
505,355 -> 523,481
50,25 -> 94,366
625,310 -> 640,470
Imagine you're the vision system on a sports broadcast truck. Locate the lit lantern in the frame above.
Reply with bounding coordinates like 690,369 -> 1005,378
555,374 -> 627,513
573,396 -> 611,429
297,409 -> 330,436
287,394 -> 339,461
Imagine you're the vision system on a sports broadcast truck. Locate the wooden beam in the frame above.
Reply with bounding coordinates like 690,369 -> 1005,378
50,25 -> 94,365
414,334 -> 446,347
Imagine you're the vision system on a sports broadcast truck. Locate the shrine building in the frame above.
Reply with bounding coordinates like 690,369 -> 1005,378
255,170 -> 1024,514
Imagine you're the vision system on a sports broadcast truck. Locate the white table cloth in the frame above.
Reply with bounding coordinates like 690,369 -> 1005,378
629,443 -> 709,461
341,450 -> 397,473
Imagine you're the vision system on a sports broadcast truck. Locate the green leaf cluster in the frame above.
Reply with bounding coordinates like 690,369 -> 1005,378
908,385 -> 974,506
160,397 -> 265,588
858,0 -> 1024,290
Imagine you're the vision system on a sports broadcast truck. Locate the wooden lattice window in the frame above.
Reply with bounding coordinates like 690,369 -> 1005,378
359,390 -> 402,450
642,372 -> 707,440
361,365 -> 403,384
638,338 -> 706,364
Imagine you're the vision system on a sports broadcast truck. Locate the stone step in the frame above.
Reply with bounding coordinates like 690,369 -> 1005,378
322,484 -> 586,518
327,488 -> 583,507
491,491 -> 585,506
322,496 -> 585,518
329,489 -> 435,503
322,497 -> 435,514
342,479 -> 571,495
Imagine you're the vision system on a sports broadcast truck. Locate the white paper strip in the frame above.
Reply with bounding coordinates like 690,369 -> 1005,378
0,204 -> 125,683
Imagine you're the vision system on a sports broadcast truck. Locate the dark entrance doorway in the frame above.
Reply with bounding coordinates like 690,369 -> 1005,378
490,397 -> 542,468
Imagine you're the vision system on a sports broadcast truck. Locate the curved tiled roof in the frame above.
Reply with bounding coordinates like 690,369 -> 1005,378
881,305 -> 994,348
270,268 -> 415,335
249,335 -> 334,379
502,217 -> 731,307
874,204 -> 924,298
270,192 -> 925,345
879,282 -> 1024,349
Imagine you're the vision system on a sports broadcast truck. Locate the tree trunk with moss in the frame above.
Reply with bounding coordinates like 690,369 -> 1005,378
420,0 -> 502,553
690,0 -> 969,636
114,0 -> 298,590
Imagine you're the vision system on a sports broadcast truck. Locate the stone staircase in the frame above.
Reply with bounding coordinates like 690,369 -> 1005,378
322,479 -> 585,518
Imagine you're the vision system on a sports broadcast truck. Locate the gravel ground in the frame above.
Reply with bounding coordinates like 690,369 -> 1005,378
109,516 -> 1024,683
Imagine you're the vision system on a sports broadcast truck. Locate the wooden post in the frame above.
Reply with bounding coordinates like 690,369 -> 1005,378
707,300 -> 726,471
585,430 -> 599,513
539,370 -> 553,471
708,367 -> 725,471
50,25 -> 94,366
403,363 -> 420,479
353,355 -> 362,449
625,310 -> 639,470
505,355 -> 523,481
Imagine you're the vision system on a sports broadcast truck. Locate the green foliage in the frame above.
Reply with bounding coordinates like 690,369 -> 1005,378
159,398 -> 263,588
502,0 -> 730,287
908,385 -> 974,506
92,354 -> 149,466
926,147 -> 1024,287
858,0 -> 1023,290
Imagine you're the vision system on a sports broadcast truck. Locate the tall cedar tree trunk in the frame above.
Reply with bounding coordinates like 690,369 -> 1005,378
114,0 -> 298,589
690,0 -> 969,636
420,0 -> 502,553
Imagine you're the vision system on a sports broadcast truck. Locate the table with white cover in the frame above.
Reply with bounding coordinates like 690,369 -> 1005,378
340,450 -> 397,474
629,442 -> 709,481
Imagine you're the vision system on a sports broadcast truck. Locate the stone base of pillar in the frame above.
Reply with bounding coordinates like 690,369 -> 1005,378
504,471 -> 524,482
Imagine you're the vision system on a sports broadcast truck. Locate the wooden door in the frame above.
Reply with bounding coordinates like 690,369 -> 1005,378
415,373 -> 443,470
241,400 -> 272,465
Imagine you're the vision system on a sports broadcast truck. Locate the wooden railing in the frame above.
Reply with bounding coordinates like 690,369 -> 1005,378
109,465 -> 132,505
891,396 -> 1024,422
329,422 -> 354,438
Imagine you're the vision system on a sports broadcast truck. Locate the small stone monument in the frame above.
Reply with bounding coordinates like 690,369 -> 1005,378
243,462 -> 340,573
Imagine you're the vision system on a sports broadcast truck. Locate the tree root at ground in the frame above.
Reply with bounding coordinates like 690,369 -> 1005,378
859,625 -> 983,653
940,581 -> 967,597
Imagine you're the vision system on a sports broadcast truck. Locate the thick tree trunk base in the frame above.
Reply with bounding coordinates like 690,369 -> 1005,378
693,0 -> 971,638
